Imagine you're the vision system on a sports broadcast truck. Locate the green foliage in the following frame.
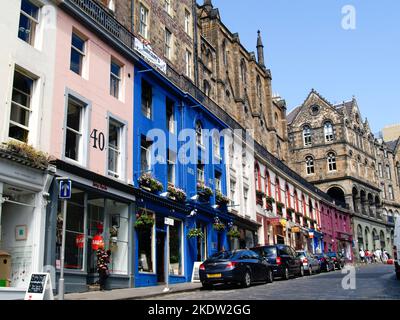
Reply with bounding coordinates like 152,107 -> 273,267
227,229 -> 241,239
4,141 -> 50,167
187,228 -> 205,239
138,173 -> 164,193
134,212 -> 155,229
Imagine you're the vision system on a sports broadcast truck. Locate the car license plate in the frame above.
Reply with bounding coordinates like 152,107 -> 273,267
207,273 -> 222,279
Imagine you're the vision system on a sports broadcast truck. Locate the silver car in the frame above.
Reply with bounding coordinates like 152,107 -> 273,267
296,251 -> 320,275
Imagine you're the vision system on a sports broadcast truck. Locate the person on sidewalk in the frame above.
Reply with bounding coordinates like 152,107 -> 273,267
97,243 -> 111,291
359,248 -> 365,263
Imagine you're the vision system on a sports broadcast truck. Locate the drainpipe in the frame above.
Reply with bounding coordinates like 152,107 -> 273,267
130,0 -> 134,33
192,0 -> 199,87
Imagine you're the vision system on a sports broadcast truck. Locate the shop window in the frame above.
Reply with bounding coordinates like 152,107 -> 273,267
18,0 -> 39,46
56,188 -> 85,271
9,69 -> 35,143
137,210 -> 154,273
196,222 -> 207,261
169,219 -> 183,276
87,197 -> 105,274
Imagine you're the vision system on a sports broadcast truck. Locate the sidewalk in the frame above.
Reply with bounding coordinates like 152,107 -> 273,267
62,282 -> 202,300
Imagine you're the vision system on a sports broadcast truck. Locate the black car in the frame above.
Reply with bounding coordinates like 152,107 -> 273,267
251,244 -> 304,280
199,250 -> 273,289
326,252 -> 345,270
314,253 -> 335,272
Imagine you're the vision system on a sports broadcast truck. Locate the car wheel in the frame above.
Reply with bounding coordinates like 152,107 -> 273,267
337,264 -> 342,270
396,272 -> 400,281
266,269 -> 274,283
283,267 -> 290,280
299,266 -> 304,277
242,270 -> 252,288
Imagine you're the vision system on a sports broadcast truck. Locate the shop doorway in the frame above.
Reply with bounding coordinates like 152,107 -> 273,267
156,231 -> 166,284
277,235 -> 285,244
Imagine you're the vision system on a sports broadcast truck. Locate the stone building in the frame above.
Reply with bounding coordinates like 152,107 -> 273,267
287,89 -> 400,257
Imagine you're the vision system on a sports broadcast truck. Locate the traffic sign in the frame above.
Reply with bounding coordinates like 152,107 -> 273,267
59,180 -> 72,199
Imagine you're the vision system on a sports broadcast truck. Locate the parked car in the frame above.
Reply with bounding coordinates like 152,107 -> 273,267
296,250 -> 321,275
314,253 -> 335,272
326,252 -> 345,270
199,250 -> 274,289
394,216 -> 400,280
251,244 -> 304,280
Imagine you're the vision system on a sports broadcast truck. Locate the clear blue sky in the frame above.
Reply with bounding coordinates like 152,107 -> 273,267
210,0 -> 400,134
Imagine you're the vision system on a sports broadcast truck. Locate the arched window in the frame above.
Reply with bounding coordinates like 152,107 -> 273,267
286,184 -> 291,208
306,156 -> 315,175
195,121 -> 203,146
303,125 -> 312,146
265,170 -> 271,197
324,121 -> 334,142
327,152 -> 337,172
294,191 -> 299,212
275,178 -> 281,202
255,163 -> 261,191
240,59 -> 247,85
256,76 -> 262,101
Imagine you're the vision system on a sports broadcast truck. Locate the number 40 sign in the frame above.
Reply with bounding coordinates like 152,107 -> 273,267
91,129 -> 105,151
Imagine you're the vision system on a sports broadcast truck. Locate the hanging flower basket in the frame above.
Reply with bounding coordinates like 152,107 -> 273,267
168,185 -> 187,202
215,191 -> 230,206
187,228 -> 205,239
265,196 -> 275,206
286,208 -> 295,215
138,173 -> 163,194
227,229 -> 241,239
276,201 -> 285,213
213,217 -> 226,232
134,212 -> 155,229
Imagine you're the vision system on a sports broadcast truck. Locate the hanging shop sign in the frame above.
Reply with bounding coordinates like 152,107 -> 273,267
92,235 -> 104,250
309,232 -> 314,239
75,234 -> 85,249
134,38 -> 167,73
291,227 -> 300,233
267,218 -> 281,226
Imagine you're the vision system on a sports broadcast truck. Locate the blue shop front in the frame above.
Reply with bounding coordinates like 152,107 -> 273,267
132,62 -> 231,287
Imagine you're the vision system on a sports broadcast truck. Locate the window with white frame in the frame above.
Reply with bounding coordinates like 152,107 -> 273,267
164,28 -> 172,60
197,160 -> 205,185
215,171 -> 222,192
110,60 -> 122,99
195,121 -> 203,146
141,80 -> 152,119
324,121 -> 334,142
166,98 -> 175,133
306,156 -> 315,175
140,136 -> 152,173
303,125 -> 312,146
65,96 -> 86,162
9,69 -> 35,143
243,187 -> 249,212
327,152 -> 337,172
167,150 -> 176,185
108,118 -> 125,179
184,9 -> 191,36
139,4 -> 149,39
230,180 -> 236,206
70,32 -> 86,76
169,218 -> 183,276
213,131 -> 221,159
18,0 -> 39,46
185,49 -> 192,78
388,185 -> 394,200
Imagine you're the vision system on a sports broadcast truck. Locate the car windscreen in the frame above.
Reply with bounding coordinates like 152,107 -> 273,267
296,251 -> 306,258
209,251 -> 237,260
262,247 -> 277,258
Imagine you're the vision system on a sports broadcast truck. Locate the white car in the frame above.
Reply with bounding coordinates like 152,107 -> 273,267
394,216 -> 400,280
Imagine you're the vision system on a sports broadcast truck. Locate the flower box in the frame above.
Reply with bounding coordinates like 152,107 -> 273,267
215,191 -> 230,206
265,196 -> 275,205
138,173 -> 163,194
168,185 -> 187,202
227,229 -> 241,239
197,182 -> 213,200
213,217 -> 226,232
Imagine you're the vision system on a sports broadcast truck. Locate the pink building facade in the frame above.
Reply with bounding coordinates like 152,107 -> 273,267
319,202 -> 353,261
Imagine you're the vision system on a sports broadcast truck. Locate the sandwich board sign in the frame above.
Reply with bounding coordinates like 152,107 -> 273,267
24,273 -> 54,300
191,262 -> 202,283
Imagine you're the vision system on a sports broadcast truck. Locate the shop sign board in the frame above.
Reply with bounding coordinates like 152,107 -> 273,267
291,227 -> 300,233
134,38 -> 167,73
165,218 -> 174,226
24,273 -> 54,300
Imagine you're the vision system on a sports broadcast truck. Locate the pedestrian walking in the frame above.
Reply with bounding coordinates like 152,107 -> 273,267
359,248 -> 365,263
365,249 -> 370,263
97,243 -> 111,291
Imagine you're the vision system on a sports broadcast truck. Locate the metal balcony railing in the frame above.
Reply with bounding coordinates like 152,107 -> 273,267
67,0 -> 135,50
